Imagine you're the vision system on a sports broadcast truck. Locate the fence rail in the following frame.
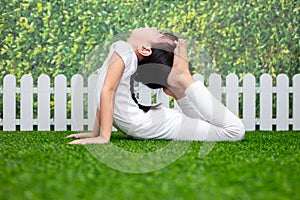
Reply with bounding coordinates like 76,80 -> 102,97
1,73 -> 300,131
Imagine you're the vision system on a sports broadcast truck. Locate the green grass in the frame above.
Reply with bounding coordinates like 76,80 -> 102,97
0,131 -> 299,200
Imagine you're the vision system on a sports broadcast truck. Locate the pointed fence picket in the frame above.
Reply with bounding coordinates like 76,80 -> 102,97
276,74 -> 289,130
1,73 -> 300,131
293,74 -> 300,130
3,75 -> 16,131
88,74 -> 98,131
38,75 -> 51,131
226,74 -> 239,116
159,90 -> 170,108
138,83 -> 152,105
71,74 -> 84,131
20,75 -> 33,131
208,73 -> 222,102
193,74 -> 204,83
260,74 -> 273,130
243,74 -> 256,130
54,75 -> 67,131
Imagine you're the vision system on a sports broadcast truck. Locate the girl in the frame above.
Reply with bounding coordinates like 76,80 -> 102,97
67,27 -> 245,144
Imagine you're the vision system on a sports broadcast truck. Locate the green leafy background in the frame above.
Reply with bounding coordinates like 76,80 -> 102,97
0,0 -> 299,121
1,0 -> 299,83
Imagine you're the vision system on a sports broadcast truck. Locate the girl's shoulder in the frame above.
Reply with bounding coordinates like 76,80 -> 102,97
111,40 -> 137,68
111,40 -> 134,55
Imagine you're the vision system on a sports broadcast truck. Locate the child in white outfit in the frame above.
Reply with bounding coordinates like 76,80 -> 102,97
67,27 -> 245,144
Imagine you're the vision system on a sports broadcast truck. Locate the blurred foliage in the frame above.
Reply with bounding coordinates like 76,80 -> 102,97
0,0 -> 299,120
0,0 -> 299,84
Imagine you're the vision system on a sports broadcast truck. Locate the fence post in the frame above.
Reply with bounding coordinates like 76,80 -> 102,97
54,75 -> 67,131
88,74 -> 98,131
138,83 -> 152,105
38,75 -> 51,130
243,74 -> 256,131
226,74 -> 239,116
260,74 -> 273,130
2,73 -> 300,131
3,75 -> 16,131
20,75 -> 33,131
208,73 -> 222,102
276,74 -> 289,130
158,89 -> 170,108
71,74 -> 84,131
193,74 -> 204,83
293,74 -> 300,130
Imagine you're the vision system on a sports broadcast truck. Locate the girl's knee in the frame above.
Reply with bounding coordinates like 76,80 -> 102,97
230,119 -> 245,141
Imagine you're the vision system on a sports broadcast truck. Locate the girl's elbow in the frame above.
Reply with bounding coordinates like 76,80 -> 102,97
101,87 -> 115,96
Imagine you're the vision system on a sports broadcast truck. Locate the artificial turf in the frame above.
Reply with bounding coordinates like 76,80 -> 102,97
0,130 -> 299,200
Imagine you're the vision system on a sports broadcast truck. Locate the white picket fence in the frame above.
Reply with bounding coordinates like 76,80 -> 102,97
0,73 -> 300,131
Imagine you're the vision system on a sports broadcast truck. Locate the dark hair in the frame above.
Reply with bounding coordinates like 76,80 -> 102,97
131,32 -> 178,112
135,33 -> 178,89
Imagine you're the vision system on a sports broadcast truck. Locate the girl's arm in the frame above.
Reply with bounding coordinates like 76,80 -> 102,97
68,52 -> 125,145
99,52 -> 125,141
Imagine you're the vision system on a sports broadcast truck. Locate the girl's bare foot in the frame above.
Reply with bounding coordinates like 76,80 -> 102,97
167,39 -> 195,99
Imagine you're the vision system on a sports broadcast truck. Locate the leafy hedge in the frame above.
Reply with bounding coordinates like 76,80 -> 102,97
1,0 -> 299,85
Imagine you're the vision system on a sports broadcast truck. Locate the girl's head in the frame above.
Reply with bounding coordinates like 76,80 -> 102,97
127,27 -> 174,50
127,27 -> 178,89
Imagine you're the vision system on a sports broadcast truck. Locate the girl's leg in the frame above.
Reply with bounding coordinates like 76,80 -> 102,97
175,81 -> 245,141
176,96 -> 204,119
167,39 -> 244,141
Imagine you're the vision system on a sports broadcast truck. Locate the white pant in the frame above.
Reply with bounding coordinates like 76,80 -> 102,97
120,81 -> 245,141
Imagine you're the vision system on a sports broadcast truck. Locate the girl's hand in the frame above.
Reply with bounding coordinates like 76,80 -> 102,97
166,39 -> 195,99
68,135 -> 109,145
171,39 -> 189,76
167,39 -> 189,90
65,132 -> 97,139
